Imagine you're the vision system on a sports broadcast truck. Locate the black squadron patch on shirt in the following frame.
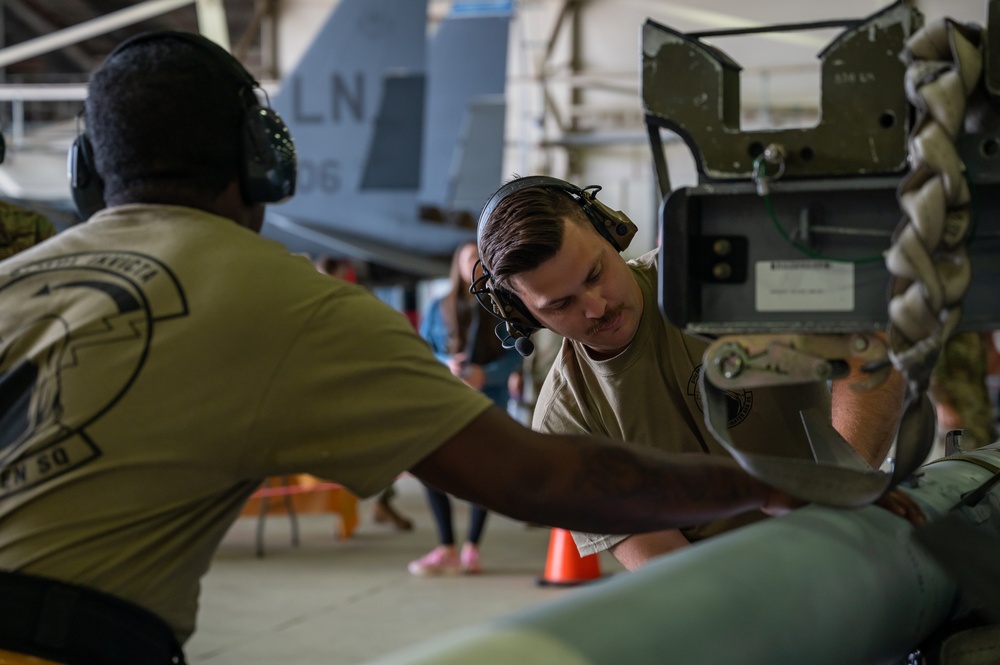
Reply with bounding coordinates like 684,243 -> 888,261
687,365 -> 753,428
0,251 -> 188,498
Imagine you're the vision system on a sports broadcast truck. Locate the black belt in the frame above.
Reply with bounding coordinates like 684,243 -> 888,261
0,570 -> 186,665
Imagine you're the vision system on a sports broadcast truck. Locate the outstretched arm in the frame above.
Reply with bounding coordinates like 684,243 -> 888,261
610,530 -> 691,571
409,405 -> 780,535
831,356 -> 906,468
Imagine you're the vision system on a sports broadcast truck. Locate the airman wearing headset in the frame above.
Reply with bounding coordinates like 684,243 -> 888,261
0,33 -> 922,664
474,176 -> 909,571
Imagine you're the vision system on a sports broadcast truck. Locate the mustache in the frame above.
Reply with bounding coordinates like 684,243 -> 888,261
589,305 -> 624,335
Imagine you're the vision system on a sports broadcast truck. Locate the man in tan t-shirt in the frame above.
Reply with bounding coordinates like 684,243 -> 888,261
475,176 -> 909,571
1,31 -> 922,665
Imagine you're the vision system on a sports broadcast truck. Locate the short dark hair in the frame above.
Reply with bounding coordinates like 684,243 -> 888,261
85,35 -> 252,205
479,185 -> 589,293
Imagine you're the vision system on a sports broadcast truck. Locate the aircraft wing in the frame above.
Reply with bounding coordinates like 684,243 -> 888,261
264,212 -> 452,277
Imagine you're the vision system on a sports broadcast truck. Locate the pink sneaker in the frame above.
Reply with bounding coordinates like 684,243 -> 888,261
460,542 -> 482,574
408,546 -> 460,577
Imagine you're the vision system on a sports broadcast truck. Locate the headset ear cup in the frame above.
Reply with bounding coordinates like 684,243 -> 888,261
487,287 -> 541,345
240,105 -> 297,205
471,259 -> 541,352
491,290 -> 539,332
68,134 -> 106,221
589,198 -> 638,252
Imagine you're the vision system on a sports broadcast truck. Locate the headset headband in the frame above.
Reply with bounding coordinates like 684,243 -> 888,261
477,176 -> 574,247
107,30 -> 258,90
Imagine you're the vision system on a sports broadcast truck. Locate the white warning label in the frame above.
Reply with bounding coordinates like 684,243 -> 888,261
755,260 -> 854,312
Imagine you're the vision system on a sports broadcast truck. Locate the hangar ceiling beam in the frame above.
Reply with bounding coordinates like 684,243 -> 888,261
0,0 -> 230,69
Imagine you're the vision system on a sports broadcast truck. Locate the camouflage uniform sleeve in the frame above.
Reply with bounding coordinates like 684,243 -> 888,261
0,202 -> 57,260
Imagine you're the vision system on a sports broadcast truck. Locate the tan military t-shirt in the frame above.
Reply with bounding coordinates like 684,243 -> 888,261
533,250 -> 829,554
0,204 -> 492,641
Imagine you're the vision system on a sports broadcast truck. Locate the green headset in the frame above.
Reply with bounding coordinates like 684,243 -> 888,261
68,30 -> 297,220
472,175 -> 638,356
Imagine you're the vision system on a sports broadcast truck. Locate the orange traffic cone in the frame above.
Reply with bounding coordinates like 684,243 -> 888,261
536,528 -> 603,587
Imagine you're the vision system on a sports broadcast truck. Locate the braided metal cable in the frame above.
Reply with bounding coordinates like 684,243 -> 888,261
885,19 -> 983,390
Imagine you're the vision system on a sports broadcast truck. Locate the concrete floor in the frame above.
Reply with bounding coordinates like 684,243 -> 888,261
184,474 -> 624,664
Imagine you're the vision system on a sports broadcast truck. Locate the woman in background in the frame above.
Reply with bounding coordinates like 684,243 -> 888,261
408,240 -> 522,575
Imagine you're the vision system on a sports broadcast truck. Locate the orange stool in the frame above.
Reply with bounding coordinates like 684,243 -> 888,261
240,475 -> 359,557
0,649 -> 67,664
